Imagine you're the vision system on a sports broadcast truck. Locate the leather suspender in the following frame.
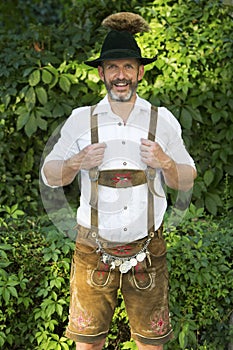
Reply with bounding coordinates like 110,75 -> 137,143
147,106 -> 158,234
89,105 -> 158,235
89,105 -> 99,231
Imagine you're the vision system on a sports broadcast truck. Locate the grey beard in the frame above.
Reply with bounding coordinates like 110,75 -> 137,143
105,80 -> 138,102
108,89 -> 134,102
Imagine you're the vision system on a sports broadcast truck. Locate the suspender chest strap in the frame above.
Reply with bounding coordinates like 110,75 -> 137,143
89,105 -> 159,234
89,105 -> 99,229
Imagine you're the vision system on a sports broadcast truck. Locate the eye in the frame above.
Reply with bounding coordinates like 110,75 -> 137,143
106,64 -> 117,70
125,64 -> 134,70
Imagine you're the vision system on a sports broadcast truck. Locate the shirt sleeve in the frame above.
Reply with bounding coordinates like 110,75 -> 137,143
41,106 -> 89,186
157,107 -> 196,169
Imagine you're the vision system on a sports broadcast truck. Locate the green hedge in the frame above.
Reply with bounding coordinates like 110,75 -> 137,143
0,2 -> 232,349
0,210 -> 232,349
0,0 -> 232,216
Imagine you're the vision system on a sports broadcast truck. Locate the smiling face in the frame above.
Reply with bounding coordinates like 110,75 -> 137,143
98,59 -> 144,103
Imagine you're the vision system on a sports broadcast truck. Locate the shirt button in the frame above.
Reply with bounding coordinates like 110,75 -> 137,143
124,206 -> 127,210
124,228 -> 127,231
122,141 -> 126,145
123,162 -> 127,166
118,122 -> 122,126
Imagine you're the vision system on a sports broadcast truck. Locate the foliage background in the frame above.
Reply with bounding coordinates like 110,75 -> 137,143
0,210 -> 232,350
0,0 -> 233,349
0,0 -> 232,216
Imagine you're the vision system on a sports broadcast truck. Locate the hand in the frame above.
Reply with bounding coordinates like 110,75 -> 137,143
66,143 -> 106,171
140,138 -> 172,169
140,139 -> 197,191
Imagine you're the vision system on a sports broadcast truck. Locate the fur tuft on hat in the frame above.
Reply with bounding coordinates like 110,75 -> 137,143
102,12 -> 150,35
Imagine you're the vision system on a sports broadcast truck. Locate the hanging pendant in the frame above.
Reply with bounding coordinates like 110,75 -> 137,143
136,252 -> 146,262
110,261 -> 116,269
130,258 -> 138,266
102,255 -> 109,264
114,259 -> 122,266
119,261 -> 131,273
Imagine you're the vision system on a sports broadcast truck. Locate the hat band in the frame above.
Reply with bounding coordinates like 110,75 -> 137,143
101,48 -> 141,60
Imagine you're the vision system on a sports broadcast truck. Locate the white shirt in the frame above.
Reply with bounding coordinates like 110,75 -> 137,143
42,95 -> 195,242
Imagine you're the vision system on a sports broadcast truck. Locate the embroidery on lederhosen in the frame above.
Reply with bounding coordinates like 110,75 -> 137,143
112,172 -> 132,185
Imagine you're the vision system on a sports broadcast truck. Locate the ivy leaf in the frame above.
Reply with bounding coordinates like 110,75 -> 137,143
185,105 -> 203,123
37,116 -> 47,130
53,104 -> 65,117
179,329 -> 186,349
42,69 -> 53,84
36,106 -> 52,118
205,193 -> 222,215
205,196 -> 217,215
29,69 -> 41,87
211,112 -> 221,124
155,59 -> 165,70
36,86 -> 48,105
0,332 -> 6,347
23,67 -> 35,78
56,303 -> 63,317
24,113 -> 37,137
49,74 -> 59,88
0,262 -> 11,268
8,286 -> 18,298
61,343 -> 69,350
204,169 -> 214,186
25,87 -> 36,111
22,148 -> 34,172
2,94 -> 11,108
86,80 -> 99,92
59,76 -> 71,93
16,111 -> 30,130
180,107 -> 193,129
2,288 -> 10,304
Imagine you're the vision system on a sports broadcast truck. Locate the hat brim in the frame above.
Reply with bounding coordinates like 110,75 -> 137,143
85,53 -> 157,68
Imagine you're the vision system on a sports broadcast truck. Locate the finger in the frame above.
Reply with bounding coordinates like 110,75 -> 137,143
140,144 -> 150,152
140,138 -> 154,146
85,143 -> 106,157
91,148 -> 105,157
91,142 -> 106,150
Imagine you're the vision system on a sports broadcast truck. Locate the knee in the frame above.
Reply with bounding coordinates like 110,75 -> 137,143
135,340 -> 163,350
75,338 -> 105,350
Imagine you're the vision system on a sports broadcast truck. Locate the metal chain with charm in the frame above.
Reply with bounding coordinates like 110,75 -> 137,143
94,232 -> 154,274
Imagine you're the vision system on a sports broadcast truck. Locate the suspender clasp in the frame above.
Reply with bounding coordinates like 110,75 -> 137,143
89,167 -> 99,182
145,166 -> 156,180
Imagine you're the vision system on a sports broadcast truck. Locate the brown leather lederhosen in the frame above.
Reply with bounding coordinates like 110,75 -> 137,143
88,104 -> 162,241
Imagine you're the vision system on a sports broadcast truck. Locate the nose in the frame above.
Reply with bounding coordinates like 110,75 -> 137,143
117,67 -> 126,80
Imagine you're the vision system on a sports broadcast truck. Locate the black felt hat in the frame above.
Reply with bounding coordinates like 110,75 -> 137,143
85,12 -> 156,68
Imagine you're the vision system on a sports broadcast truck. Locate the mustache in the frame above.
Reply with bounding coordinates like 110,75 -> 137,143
111,79 -> 132,85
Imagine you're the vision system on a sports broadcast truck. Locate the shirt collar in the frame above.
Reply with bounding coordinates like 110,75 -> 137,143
94,94 -> 151,116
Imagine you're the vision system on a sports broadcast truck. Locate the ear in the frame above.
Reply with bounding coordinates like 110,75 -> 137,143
138,65 -> 144,81
98,65 -> 105,82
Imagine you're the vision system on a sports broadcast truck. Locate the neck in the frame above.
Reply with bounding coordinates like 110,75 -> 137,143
108,95 -> 136,123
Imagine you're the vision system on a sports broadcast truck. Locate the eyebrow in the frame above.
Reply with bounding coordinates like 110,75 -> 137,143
104,61 -> 138,68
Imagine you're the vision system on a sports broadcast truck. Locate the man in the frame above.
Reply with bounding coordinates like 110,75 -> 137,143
42,12 -> 196,350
